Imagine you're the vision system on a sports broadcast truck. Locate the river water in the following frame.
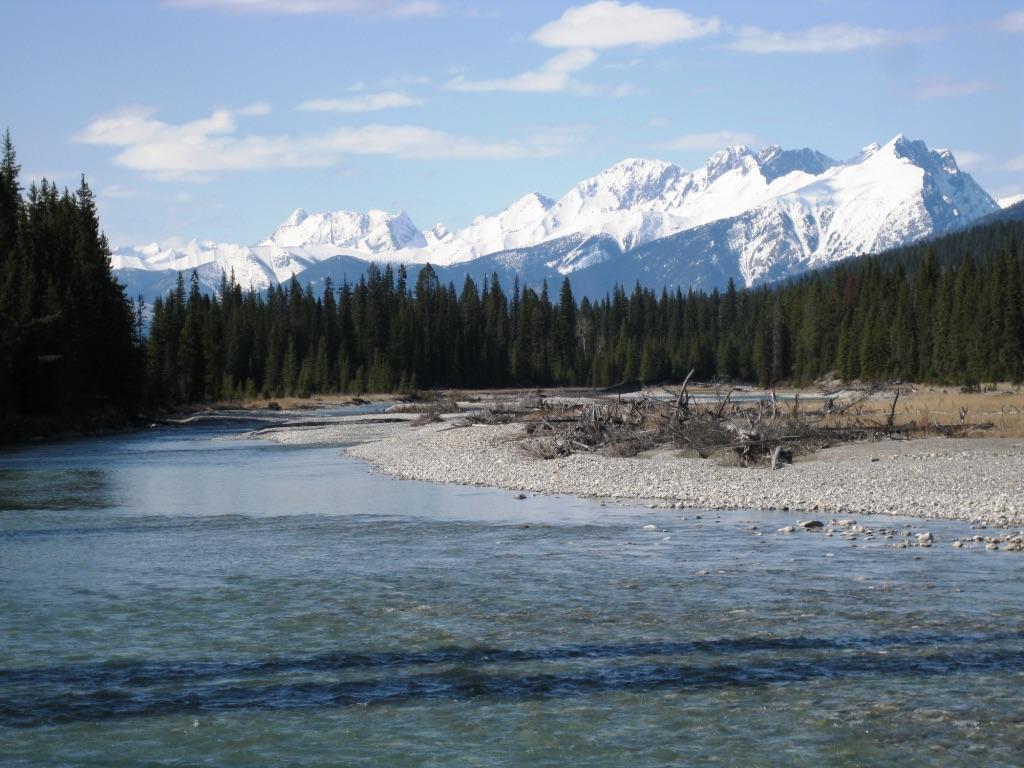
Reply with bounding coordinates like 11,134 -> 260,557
1,408 -> 1023,766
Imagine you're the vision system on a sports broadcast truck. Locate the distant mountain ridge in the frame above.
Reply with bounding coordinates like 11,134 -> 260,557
113,134 -> 998,301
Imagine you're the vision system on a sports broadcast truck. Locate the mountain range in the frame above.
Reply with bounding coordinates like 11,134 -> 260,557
112,134 -> 1002,302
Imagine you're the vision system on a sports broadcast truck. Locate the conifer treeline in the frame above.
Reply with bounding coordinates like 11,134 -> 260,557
146,219 -> 1024,402
0,132 -> 142,433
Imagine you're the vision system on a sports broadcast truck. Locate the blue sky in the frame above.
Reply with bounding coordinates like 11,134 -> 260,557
2,0 -> 1022,247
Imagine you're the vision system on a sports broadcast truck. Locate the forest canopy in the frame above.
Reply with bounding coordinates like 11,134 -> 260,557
145,218 -> 1024,403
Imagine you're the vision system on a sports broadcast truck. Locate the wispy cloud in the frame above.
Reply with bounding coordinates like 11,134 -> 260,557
663,130 -> 756,151
730,23 -> 913,54
447,1 -> 718,94
951,149 -> 992,170
531,1 -> 719,49
913,78 -> 994,100
446,48 -> 598,93
164,0 -> 442,17
997,10 -> 1024,33
237,102 -> 272,116
73,107 -> 585,180
297,91 -> 424,113
1009,155 -> 1024,172
100,184 -> 141,200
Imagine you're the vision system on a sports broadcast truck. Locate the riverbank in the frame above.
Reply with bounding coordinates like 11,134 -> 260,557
338,421 -> 1024,528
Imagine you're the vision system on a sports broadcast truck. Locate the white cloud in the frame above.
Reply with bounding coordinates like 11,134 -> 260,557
378,74 -> 432,87
237,102 -> 272,116
164,0 -> 442,16
914,79 -> 993,100
74,107 -> 584,180
449,2 -> 715,95
663,130 -> 756,151
951,150 -> 992,170
730,23 -> 909,54
532,1 -> 719,49
297,91 -> 424,113
955,150 -> 1024,174
997,10 -> 1024,32
100,184 -> 140,199
446,48 -> 598,93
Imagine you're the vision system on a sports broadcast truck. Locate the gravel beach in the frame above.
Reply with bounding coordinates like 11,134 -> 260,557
342,421 -> 1024,527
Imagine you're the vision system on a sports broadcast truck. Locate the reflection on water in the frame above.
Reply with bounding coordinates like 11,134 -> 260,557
1,413 -> 1023,766
0,468 -> 115,512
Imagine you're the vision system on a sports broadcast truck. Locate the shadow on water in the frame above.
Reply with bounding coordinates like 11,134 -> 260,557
2,632 -> 1023,727
0,468 -> 114,512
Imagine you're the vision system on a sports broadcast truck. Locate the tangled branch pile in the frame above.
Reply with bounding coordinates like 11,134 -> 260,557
521,379 -> 912,469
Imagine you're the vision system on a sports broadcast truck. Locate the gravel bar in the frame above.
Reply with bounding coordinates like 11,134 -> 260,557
347,422 -> 1024,527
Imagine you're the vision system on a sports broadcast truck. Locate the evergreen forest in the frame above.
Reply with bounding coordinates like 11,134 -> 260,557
145,220 -> 1024,401
0,133 -> 142,436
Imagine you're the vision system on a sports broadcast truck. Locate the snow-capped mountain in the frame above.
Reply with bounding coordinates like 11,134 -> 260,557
113,134 -> 998,301
260,208 -> 427,251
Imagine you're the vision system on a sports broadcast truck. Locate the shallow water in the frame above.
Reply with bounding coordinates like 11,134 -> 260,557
1,409 -> 1023,766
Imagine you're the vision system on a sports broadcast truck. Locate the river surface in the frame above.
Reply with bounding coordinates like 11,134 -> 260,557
2,407 -> 1023,766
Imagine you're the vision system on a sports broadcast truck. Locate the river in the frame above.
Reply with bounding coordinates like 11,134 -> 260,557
1,407 -> 1023,766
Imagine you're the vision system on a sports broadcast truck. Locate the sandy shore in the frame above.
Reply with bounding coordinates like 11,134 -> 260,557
337,421 -> 1024,527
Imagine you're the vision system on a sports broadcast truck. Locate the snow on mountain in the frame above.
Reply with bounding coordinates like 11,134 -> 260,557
999,193 -> 1024,209
261,208 -> 427,251
113,134 -> 998,301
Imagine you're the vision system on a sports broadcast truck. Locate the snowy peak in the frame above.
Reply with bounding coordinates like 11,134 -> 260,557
579,158 -> 685,208
703,145 -> 757,184
261,208 -> 427,252
447,192 -> 556,259
854,142 -> 882,162
505,191 -> 555,219
756,145 -> 837,183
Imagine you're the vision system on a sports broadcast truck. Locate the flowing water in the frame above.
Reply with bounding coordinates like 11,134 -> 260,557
1,408 -> 1023,766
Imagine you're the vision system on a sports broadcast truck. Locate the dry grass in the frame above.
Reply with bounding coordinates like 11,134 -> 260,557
821,387 -> 1024,438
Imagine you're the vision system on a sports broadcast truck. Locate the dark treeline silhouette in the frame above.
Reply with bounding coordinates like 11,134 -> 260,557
0,132 -> 142,436
146,218 -> 1024,403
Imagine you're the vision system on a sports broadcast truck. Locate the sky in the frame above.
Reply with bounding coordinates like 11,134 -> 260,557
2,0 -> 1022,248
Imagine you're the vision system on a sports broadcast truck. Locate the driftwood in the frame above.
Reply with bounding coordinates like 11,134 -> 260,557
522,390 -> 879,467
516,384 -> 992,467
602,380 -> 644,395
886,389 -> 901,429
672,368 -> 695,418
770,445 -> 787,470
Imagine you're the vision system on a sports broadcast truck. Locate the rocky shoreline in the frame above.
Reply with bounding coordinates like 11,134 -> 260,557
340,421 -> 1024,529
241,410 -> 1024,530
